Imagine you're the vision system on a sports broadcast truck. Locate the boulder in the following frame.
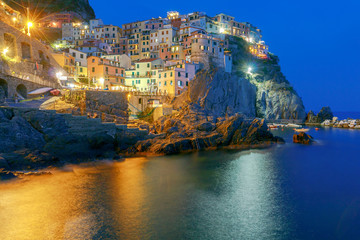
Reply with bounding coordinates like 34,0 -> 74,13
197,122 -> 215,132
44,134 -> 91,160
0,156 -> 10,169
293,132 -> 314,145
0,115 -> 45,153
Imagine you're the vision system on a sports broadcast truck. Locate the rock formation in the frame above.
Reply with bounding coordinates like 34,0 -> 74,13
306,106 -> 334,124
133,104 -> 284,155
173,36 -> 306,121
293,132 -> 314,145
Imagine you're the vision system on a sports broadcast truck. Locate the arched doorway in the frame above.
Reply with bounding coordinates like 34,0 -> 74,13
16,84 -> 27,99
0,79 -> 8,100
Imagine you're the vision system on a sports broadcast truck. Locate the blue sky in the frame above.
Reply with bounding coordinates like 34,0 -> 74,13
90,0 -> 360,112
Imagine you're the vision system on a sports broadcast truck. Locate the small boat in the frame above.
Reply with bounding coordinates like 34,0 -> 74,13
315,128 -> 319,131
268,125 -> 278,130
286,123 -> 302,128
294,128 -> 310,133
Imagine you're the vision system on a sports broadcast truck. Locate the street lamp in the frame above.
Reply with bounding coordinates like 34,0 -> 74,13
27,21 -> 33,36
2,48 -> 8,56
247,67 -> 252,74
99,78 -> 104,89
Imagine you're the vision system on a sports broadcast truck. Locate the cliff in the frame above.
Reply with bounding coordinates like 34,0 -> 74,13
174,36 -> 306,120
4,0 -> 95,21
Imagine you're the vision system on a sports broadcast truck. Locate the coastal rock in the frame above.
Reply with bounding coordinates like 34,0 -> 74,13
317,107 -> 334,123
306,107 -> 334,124
133,108 -> 283,155
21,110 -> 70,141
293,132 -> 314,145
0,156 -> 10,169
1,149 -> 58,170
0,113 -> 45,153
197,122 -> 215,132
173,69 -> 257,118
44,134 -> 90,160
0,170 -> 17,181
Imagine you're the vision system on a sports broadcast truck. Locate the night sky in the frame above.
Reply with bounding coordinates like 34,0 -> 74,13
90,0 -> 360,112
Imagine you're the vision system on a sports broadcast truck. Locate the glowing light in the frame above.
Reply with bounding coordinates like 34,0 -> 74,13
247,67 -> 252,74
12,17 -> 17,22
3,48 -> 8,56
56,72 -> 63,79
220,28 -> 225,34
99,78 -> 104,85
27,22 -> 33,28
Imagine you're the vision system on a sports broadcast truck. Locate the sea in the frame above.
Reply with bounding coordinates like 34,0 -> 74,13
0,127 -> 360,239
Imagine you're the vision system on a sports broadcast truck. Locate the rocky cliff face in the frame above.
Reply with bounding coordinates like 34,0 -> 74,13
174,36 -> 306,120
173,67 -> 257,118
230,36 -> 306,120
4,0 -> 95,21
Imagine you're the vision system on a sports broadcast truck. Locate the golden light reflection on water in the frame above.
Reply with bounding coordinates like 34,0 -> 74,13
0,158 -> 150,240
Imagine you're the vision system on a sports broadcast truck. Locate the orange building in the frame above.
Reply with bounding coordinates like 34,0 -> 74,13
52,52 -> 75,76
87,56 -> 125,89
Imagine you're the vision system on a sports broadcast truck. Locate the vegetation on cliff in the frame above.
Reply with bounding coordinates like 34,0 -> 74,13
4,0 -> 95,21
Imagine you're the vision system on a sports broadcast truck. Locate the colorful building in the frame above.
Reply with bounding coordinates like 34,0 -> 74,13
157,61 -> 196,96
125,58 -> 163,92
87,56 -> 125,89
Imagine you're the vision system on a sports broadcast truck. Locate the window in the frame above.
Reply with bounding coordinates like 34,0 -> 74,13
170,72 -> 173,77
170,81 -> 173,86
186,81 -> 189,86
139,98 -> 142,104
186,73 -> 188,78
137,64 -> 139,68
159,81 -> 161,87
178,72 -> 181,77
147,63 -> 150,68
164,81 -> 167,86
92,67 -> 95,72
21,42 -> 31,59
80,68 -> 83,73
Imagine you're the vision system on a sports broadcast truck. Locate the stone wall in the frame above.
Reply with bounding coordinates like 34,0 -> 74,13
0,21 -> 62,99
64,90 -> 129,123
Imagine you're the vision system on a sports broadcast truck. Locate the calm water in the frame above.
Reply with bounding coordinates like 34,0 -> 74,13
1,128 -> 360,240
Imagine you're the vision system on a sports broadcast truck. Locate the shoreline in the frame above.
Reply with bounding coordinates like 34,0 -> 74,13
0,141 -> 283,182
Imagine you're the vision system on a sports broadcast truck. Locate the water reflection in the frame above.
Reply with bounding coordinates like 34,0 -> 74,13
0,150 -> 291,239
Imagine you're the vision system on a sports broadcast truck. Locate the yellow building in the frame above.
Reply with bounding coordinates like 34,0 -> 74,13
125,58 -> 163,92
